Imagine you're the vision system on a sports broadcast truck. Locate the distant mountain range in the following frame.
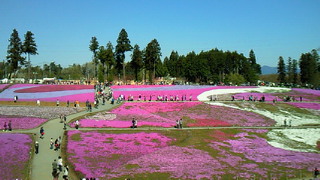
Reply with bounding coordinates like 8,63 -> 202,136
261,65 -> 277,75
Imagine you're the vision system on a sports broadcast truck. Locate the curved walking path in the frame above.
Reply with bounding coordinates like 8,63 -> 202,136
1,100 -> 320,180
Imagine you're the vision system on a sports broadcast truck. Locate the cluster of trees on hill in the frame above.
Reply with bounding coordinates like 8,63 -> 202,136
90,29 -> 261,84
2,28 -> 262,85
277,49 -> 320,87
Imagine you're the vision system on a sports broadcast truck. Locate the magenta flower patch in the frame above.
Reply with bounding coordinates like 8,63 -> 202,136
111,85 -> 254,101
0,84 -> 94,102
0,84 -> 9,90
0,134 -> 32,179
67,131 -> 172,178
0,115 -> 47,130
289,102 -> 320,110
78,102 -> 274,128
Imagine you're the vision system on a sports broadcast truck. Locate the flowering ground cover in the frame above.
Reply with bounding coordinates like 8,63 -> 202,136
15,84 -> 93,93
0,106 -> 82,119
0,133 -> 32,179
76,102 -> 274,128
112,85 -> 254,101
288,102 -> 320,110
0,84 -> 9,91
233,92 -> 278,101
66,129 -> 319,179
0,84 -> 94,102
209,101 -> 320,126
0,115 -> 47,130
267,128 -> 320,152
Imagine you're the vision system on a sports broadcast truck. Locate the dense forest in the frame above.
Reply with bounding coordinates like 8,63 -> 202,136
1,28 -> 319,87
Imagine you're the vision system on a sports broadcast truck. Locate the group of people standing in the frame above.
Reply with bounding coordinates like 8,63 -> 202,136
3,121 -> 12,131
175,119 -> 183,129
131,118 -> 138,128
52,156 -> 69,180
50,136 -> 62,151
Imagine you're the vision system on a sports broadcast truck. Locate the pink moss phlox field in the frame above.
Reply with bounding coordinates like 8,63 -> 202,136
111,85 -> 171,89
114,146 -> 224,179
233,92 -> 277,101
15,84 -> 93,93
67,131 -> 172,178
79,102 -> 274,128
112,85 -> 255,101
7,84 -> 38,89
288,102 -> 320,110
0,84 -> 9,90
39,92 -> 94,102
224,132 -> 320,172
0,134 -> 32,179
0,84 -> 94,102
72,119 -> 173,128
208,130 -> 320,178
0,115 -> 47,130
292,88 -> 320,96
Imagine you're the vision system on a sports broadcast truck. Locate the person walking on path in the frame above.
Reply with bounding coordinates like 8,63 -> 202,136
57,156 -> 63,172
35,141 -> 39,154
52,159 -> 59,180
63,165 -> 69,180
40,127 -> 45,139
50,138 -> 54,150
56,99 -> 60,106
54,139 -> 59,151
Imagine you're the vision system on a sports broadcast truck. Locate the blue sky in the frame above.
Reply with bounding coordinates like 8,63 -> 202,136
0,0 -> 319,67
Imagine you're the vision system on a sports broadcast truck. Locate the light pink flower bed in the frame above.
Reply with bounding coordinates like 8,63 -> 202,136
67,131 -> 173,178
233,92 -> 278,101
67,129 -> 320,179
0,84 -> 9,90
112,85 -> 255,101
288,102 -> 320,110
0,115 -> 47,130
77,102 -> 274,128
7,84 -> 38,89
0,84 -> 94,102
0,134 -> 32,179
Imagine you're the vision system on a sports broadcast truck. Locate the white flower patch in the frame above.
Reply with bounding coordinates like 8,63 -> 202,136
207,102 -> 320,126
197,87 -> 290,101
87,112 -> 117,121
267,128 -> 320,152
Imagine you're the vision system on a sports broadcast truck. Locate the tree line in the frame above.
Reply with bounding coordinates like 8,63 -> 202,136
277,49 -> 320,87
2,28 -> 262,85
90,28 -> 261,85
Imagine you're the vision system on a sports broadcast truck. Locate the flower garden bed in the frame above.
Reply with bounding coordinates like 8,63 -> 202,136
288,102 -> 320,110
0,115 -> 47,130
111,85 -> 253,101
75,102 -> 274,128
0,133 -> 32,179
66,129 -> 319,179
231,88 -> 320,102
0,84 -> 94,102
0,106 -> 82,120
0,84 -> 9,91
